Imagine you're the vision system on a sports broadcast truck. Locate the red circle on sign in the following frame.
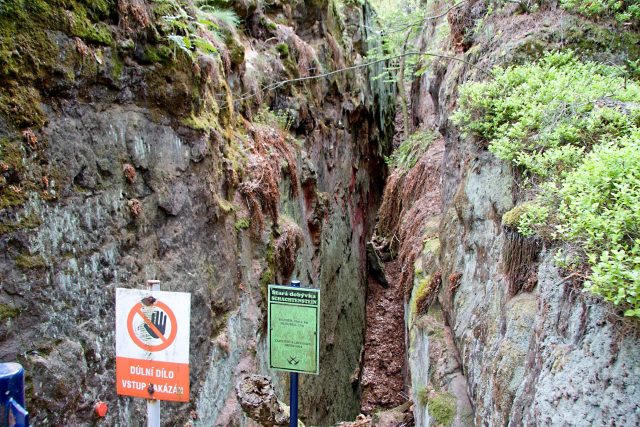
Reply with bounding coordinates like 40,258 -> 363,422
127,300 -> 178,352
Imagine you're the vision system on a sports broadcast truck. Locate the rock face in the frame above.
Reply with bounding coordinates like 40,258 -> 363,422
0,1 -> 393,425
388,2 -> 640,426
235,374 -> 298,427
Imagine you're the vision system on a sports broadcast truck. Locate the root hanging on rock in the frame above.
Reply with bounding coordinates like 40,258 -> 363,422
274,219 -> 304,283
238,123 -> 300,238
502,228 -> 542,296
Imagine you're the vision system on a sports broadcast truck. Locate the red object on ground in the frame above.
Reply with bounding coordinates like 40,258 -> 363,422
94,401 -> 108,417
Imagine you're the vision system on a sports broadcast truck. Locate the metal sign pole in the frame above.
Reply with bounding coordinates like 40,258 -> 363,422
146,280 -> 161,427
289,279 -> 300,427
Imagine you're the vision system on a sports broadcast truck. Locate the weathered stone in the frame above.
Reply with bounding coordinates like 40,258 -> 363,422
235,374 -> 299,427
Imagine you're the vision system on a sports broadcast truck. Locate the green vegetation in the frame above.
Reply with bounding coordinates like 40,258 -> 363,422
502,202 -> 549,238
276,43 -> 290,58
452,51 -> 640,180
0,213 -> 42,235
234,217 -> 250,231
453,51 -> 640,317
155,0 -> 240,61
385,130 -> 436,171
15,254 -> 46,270
556,134 -> 640,317
426,392 -> 457,426
254,105 -> 294,133
417,387 -> 430,405
0,303 -> 19,322
368,0 -> 432,137
560,0 -> 640,27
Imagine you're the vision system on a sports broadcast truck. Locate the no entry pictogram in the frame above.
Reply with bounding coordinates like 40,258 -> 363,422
127,300 -> 177,352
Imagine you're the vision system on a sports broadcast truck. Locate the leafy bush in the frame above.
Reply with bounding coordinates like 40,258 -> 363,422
452,51 -> 640,181
454,51 -> 640,317
556,133 -> 640,317
560,0 -> 640,27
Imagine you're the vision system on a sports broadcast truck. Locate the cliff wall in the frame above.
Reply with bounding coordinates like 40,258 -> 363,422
0,1 -> 394,425
379,1 -> 640,426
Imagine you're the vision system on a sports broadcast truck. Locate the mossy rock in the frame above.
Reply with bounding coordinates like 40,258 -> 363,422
0,0 -> 117,126
15,254 -> 46,270
0,213 -> 42,235
427,392 -> 457,427
0,303 -> 20,322
144,45 -> 173,64
226,34 -> 245,65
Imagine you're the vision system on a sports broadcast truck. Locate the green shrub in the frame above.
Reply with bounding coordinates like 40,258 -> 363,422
555,132 -> 640,317
560,0 -> 640,27
452,51 -> 640,181
454,51 -> 640,318
502,202 -> 549,237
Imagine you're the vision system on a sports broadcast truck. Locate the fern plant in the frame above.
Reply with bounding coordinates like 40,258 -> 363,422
153,0 -> 239,61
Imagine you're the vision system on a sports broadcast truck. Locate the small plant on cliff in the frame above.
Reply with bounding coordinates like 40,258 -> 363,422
426,391 -> 457,426
454,51 -> 640,318
155,0 -> 239,61
385,129 -> 436,171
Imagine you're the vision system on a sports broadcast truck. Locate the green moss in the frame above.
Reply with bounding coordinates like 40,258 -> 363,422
0,0 -> 118,126
216,197 -> 236,214
502,204 -> 530,229
234,217 -> 250,231
0,187 -> 28,210
276,43 -> 290,58
144,45 -> 172,64
428,392 -> 457,426
0,213 -> 42,235
411,274 -> 433,316
0,303 -> 19,322
226,34 -> 245,65
259,267 -> 274,304
76,22 -> 113,45
15,254 -> 46,270
417,387 -> 430,405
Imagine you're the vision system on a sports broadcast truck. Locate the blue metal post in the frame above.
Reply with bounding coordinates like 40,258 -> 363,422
289,279 -> 300,427
0,362 -> 29,427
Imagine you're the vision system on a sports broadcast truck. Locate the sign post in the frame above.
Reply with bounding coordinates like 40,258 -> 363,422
116,282 -> 191,426
146,280 -> 161,427
267,280 -> 320,427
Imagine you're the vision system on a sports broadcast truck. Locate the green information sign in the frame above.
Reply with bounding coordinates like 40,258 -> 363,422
268,285 -> 320,375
